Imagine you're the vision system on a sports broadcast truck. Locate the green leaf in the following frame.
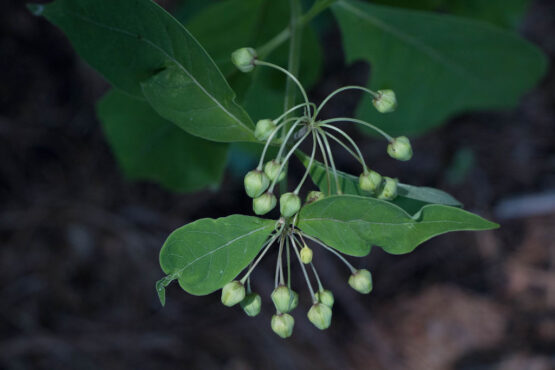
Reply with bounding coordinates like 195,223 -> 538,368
297,152 -> 462,213
185,0 -> 323,120
33,0 -> 255,142
331,0 -> 547,136
159,215 -> 275,296
97,90 -> 228,192
298,195 -> 498,255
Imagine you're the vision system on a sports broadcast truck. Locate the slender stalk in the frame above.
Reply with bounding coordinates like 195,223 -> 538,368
300,232 -> 357,273
318,128 -> 342,195
310,263 -> 324,292
240,231 -> 282,284
276,120 -> 302,162
269,130 -> 311,192
257,118 -> 300,170
289,234 -> 317,302
320,117 -> 393,142
315,85 -> 379,118
320,124 -> 367,171
286,239 -> 292,289
314,129 -> 332,195
294,131 -> 317,194
274,103 -> 313,123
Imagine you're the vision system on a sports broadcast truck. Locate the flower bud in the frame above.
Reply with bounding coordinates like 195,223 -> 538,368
231,47 -> 257,73
240,292 -> 262,317
348,269 -> 373,294
307,303 -> 332,330
306,190 -> 325,204
264,160 -> 286,182
315,289 -> 334,308
280,192 -> 301,218
253,192 -> 277,215
372,89 -> 397,113
271,285 -> 295,313
221,281 -> 246,307
290,290 -> 299,311
300,245 -> 313,264
359,170 -> 382,193
271,313 -> 295,338
377,177 -> 398,200
244,170 -> 270,198
387,136 -> 413,161
254,119 -> 276,141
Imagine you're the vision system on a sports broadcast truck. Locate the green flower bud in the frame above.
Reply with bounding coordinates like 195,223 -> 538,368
231,47 -> 257,73
254,119 -> 276,141
372,89 -> 397,113
377,177 -> 398,200
300,245 -> 313,264
290,290 -> 299,311
221,281 -> 246,307
271,313 -> 295,338
280,192 -> 301,218
306,190 -> 325,204
315,289 -> 334,308
244,170 -> 270,198
307,303 -> 332,330
359,170 -> 383,193
240,292 -> 262,317
271,285 -> 295,313
253,192 -> 277,215
387,136 -> 413,161
264,160 -> 286,182
348,269 -> 373,294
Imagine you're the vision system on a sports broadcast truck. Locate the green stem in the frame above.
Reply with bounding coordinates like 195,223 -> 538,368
320,123 -> 368,171
317,128 -> 342,195
299,232 -> 357,274
289,234 -> 317,303
315,85 -> 379,118
320,117 -> 394,142
294,131 -> 317,194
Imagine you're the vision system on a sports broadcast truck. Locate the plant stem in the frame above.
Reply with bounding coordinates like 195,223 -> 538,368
320,124 -> 368,171
320,117 -> 394,142
300,232 -> 357,274
315,85 -> 379,118
294,131 -> 317,194
289,234 -> 317,303
317,128 -> 342,195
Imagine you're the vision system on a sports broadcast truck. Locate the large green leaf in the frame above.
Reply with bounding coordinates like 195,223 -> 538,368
159,215 -> 275,297
331,0 -> 547,136
297,195 -> 498,255
30,0 -> 255,142
97,90 -> 228,192
185,0 -> 323,120
297,152 -> 462,214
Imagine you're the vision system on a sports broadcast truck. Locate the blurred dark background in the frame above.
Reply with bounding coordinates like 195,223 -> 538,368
1,0 -> 554,369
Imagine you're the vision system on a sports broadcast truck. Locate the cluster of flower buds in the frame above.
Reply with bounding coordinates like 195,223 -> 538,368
226,47 -> 411,338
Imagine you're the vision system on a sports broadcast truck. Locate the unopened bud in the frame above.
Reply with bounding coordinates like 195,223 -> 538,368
372,89 -> 397,113
244,170 -> 270,198
300,245 -> 313,264
359,170 -> 382,193
253,192 -> 277,215
280,192 -> 301,218
387,136 -> 413,161
271,313 -> 295,338
264,160 -> 286,182
231,47 -> 257,73
348,269 -> 373,294
221,281 -> 246,307
306,190 -> 325,204
240,292 -> 262,317
290,290 -> 299,311
315,289 -> 334,308
254,119 -> 276,141
377,177 -> 398,200
307,303 -> 332,330
271,285 -> 295,313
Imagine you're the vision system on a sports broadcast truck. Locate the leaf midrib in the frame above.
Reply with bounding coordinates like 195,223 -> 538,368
61,9 -> 253,135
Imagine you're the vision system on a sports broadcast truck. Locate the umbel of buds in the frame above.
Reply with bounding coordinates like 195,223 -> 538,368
253,192 -> 277,215
231,47 -> 257,73
241,292 -> 262,317
359,169 -> 382,194
378,177 -> 398,200
300,245 -> 313,264
264,160 -> 286,182
271,313 -> 295,338
372,89 -> 397,113
271,285 -> 295,313
280,192 -> 301,218
244,170 -> 269,198
254,119 -> 276,141
306,190 -> 325,204
387,136 -> 413,161
307,303 -> 333,330
349,269 -> 373,294
316,289 -> 334,308
221,281 -> 246,307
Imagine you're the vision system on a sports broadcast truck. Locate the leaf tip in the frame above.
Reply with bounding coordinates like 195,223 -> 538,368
27,3 -> 45,16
